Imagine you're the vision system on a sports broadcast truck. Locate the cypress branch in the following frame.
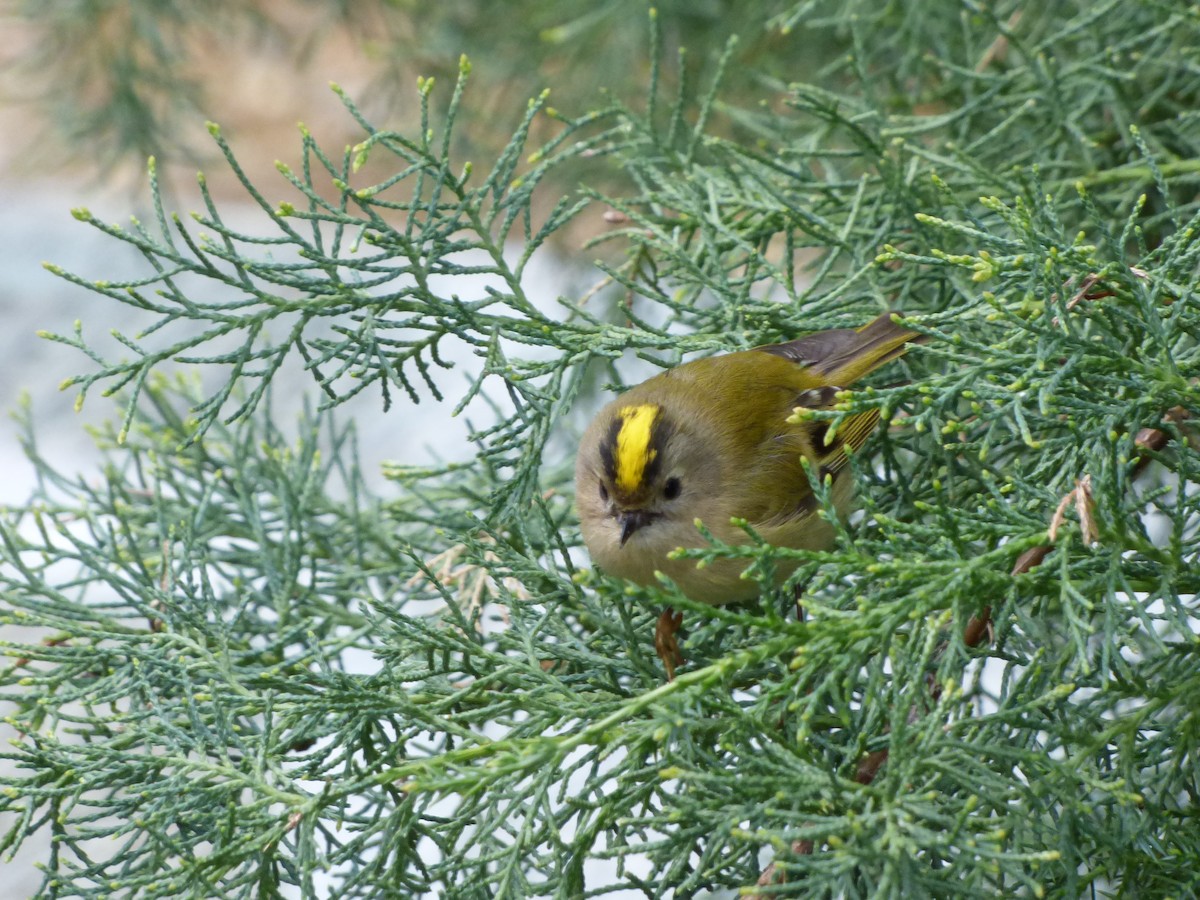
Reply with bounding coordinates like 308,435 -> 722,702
4,3 -> 1200,897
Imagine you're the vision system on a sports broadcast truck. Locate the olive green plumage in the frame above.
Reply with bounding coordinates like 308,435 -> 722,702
575,312 -> 920,602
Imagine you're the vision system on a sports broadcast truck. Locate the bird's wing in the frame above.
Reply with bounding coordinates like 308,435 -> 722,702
758,311 -> 920,384
748,392 -> 880,530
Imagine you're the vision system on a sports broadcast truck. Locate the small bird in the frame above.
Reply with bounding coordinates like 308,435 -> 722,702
575,311 -> 921,610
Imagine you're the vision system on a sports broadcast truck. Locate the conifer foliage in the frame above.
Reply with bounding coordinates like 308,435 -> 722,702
3,3 -> 1199,896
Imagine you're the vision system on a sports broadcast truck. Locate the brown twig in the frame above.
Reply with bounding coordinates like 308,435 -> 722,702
1009,406 -> 1190,571
654,607 -> 685,681
14,636 -> 71,670
1047,475 -> 1097,545
1050,266 -> 1147,326
975,10 -> 1023,72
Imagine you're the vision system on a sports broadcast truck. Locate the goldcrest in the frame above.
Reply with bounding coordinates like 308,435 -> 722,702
575,312 -> 920,603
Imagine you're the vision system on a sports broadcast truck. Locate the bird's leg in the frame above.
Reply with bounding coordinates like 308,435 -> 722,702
654,607 -> 685,681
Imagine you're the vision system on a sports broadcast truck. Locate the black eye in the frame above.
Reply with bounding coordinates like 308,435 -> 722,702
663,477 -> 682,500
599,482 -> 610,503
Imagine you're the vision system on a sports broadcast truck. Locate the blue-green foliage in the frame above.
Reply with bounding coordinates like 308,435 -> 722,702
4,2 -> 1200,897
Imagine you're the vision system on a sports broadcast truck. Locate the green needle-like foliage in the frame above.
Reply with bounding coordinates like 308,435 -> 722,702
4,3 -> 1200,897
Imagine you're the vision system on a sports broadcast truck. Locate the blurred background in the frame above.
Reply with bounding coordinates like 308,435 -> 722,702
1,4 -> 392,501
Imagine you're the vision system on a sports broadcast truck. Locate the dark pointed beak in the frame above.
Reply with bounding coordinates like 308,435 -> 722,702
618,510 -> 655,547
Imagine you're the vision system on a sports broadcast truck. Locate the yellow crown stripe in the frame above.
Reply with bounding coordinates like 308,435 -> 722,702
614,404 -> 660,493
